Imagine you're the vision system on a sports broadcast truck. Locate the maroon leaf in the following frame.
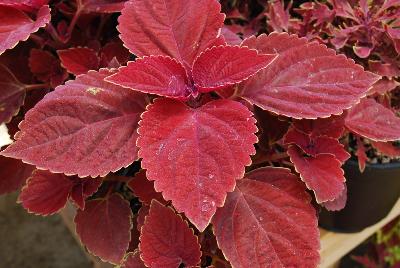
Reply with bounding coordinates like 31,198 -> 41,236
345,98 -> 400,141
1,69 -> 146,178
81,0 -> 127,13
137,98 -> 257,231
212,167 -> 320,268
70,177 -> 102,210
192,45 -> 277,92
292,116 -> 346,139
139,200 -> 201,267
356,136 -> 368,172
0,5 -> 51,55
99,41 -> 130,66
136,205 -> 149,232
288,145 -> 345,203
0,156 -> 34,195
121,251 -> 146,268
19,170 -> 74,215
0,64 -> 26,124
58,47 -> 100,75
75,193 -> 133,264
127,170 -> 165,205
239,33 -> 380,119
106,56 -> 190,99
118,0 -> 224,68
321,185 -> 347,211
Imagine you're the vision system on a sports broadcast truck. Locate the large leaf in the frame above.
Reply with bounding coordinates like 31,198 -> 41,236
0,64 -> 26,124
212,167 -> 320,268
75,193 -> 133,264
192,45 -> 277,92
0,156 -> 34,195
139,200 -> 201,267
58,47 -> 100,75
345,98 -> 400,141
137,98 -> 257,231
118,0 -> 224,68
106,56 -> 190,99
0,5 -> 51,55
288,145 -> 345,203
1,69 -> 146,177
0,0 -> 49,12
239,33 -> 380,119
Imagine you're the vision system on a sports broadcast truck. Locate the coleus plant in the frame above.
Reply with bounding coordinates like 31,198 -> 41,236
1,0 -> 400,267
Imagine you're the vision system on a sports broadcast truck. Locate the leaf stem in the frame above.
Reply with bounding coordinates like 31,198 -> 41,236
24,83 -> 49,92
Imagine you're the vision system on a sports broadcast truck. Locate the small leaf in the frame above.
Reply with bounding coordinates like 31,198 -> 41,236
356,136 -> 368,172
0,156 -> 34,195
58,47 -> 100,75
345,98 -> 400,141
321,185 -> 347,211
1,69 -> 146,178
240,33 -> 380,119
0,5 -> 51,55
192,45 -> 277,92
371,141 -> 400,158
121,251 -> 146,268
127,170 -> 165,205
75,193 -> 132,264
81,0 -> 127,13
118,0 -> 224,68
70,177 -> 102,210
212,167 -> 320,268
137,98 -> 257,231
288,145 -> 345,203
292,116 -> 345,139
139,200 -> 201,268
19,170 -> 74,215
106,56 -> 190,99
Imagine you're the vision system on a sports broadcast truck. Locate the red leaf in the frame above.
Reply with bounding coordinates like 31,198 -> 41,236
128,170 -> 165,205
288,145 -> 345,203
19,170 -> 74,215
192,45 -> 277,92
106,56 -> 190,99
0,5 -> 51,55
70,177 -> 102,210
121,251 -> 146,268
345,98 -> 400,141
221,26 -> 242,45
292,116 -> 345,139
367,78 -> 399,95
0,64 -> 26,124
99,41 -> 130,66
371,141 -> 400,158
137,98 -> 257,231
212,167 -> 320,268
0,0 -> 49,12
75,193 -> 133,264
239,33 -> 380,119
58,47 -> 100,75
118,0 -> 224,68
321,185 -> 347,211
0,156 -> 34,195
136,205 -> 149,232
81,0 -> 127,13
356,137 -> 368,172
139,200 -> 201,267
1,69 -> 146,178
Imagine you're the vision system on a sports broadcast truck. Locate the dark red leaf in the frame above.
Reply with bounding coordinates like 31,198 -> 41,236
139,200 -> 201,267
371,141 -> 400,158
292,116 -> 346,139
19,170 -> 74,215
81,0 -> 127,13
1,69 -> 146,178
0,5 -> 51,55
70,177 -> 102,210
0,156 -> 34,195
212,167 -> 320,268
321,185 -> 347,211
0,64 -> 26,124
345,98 -> 400,141
192,45 -> 277,92
137,98 -> 257,231
356,136 -> 368,172
136,205 -> 149,232
106,56 -> 190,99
239,33 -> 380,119
99,41 -> 130,66
121,251 -> 146,268
58,47 -> 100,75
288,145 -> 345,203
75,193 -> 132,264
118,0 -> 224,68
127,170 -> 165,205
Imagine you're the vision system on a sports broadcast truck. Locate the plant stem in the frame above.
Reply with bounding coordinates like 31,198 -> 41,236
24,83 -> 49,92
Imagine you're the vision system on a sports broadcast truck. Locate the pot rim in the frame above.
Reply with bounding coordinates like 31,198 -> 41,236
347,158 -> 400,170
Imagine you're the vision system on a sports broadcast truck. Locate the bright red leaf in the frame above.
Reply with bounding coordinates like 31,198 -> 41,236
0,156 -> 34,195
0,0 -> 49,12
192,45 -> 277,92
58,47 -> 100,75
212,167 -> 320,268
106,56 -> 190,99
75,193 -> 132,264
345,98 -> 400,141
288,145 -> 345,203
0,5 -> 51,55
139,200 -> 201,267
239,33 -> 380,119
121,251 -> 146,268
1,69 -> 146,178
137,98 -> 257,231
118,0 -> 225,69
128,170 -> 165,205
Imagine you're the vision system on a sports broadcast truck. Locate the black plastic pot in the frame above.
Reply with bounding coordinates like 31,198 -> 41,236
319,160 -> 400,233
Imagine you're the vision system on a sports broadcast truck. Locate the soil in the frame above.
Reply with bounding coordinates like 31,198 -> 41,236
0,193 -> 91,268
